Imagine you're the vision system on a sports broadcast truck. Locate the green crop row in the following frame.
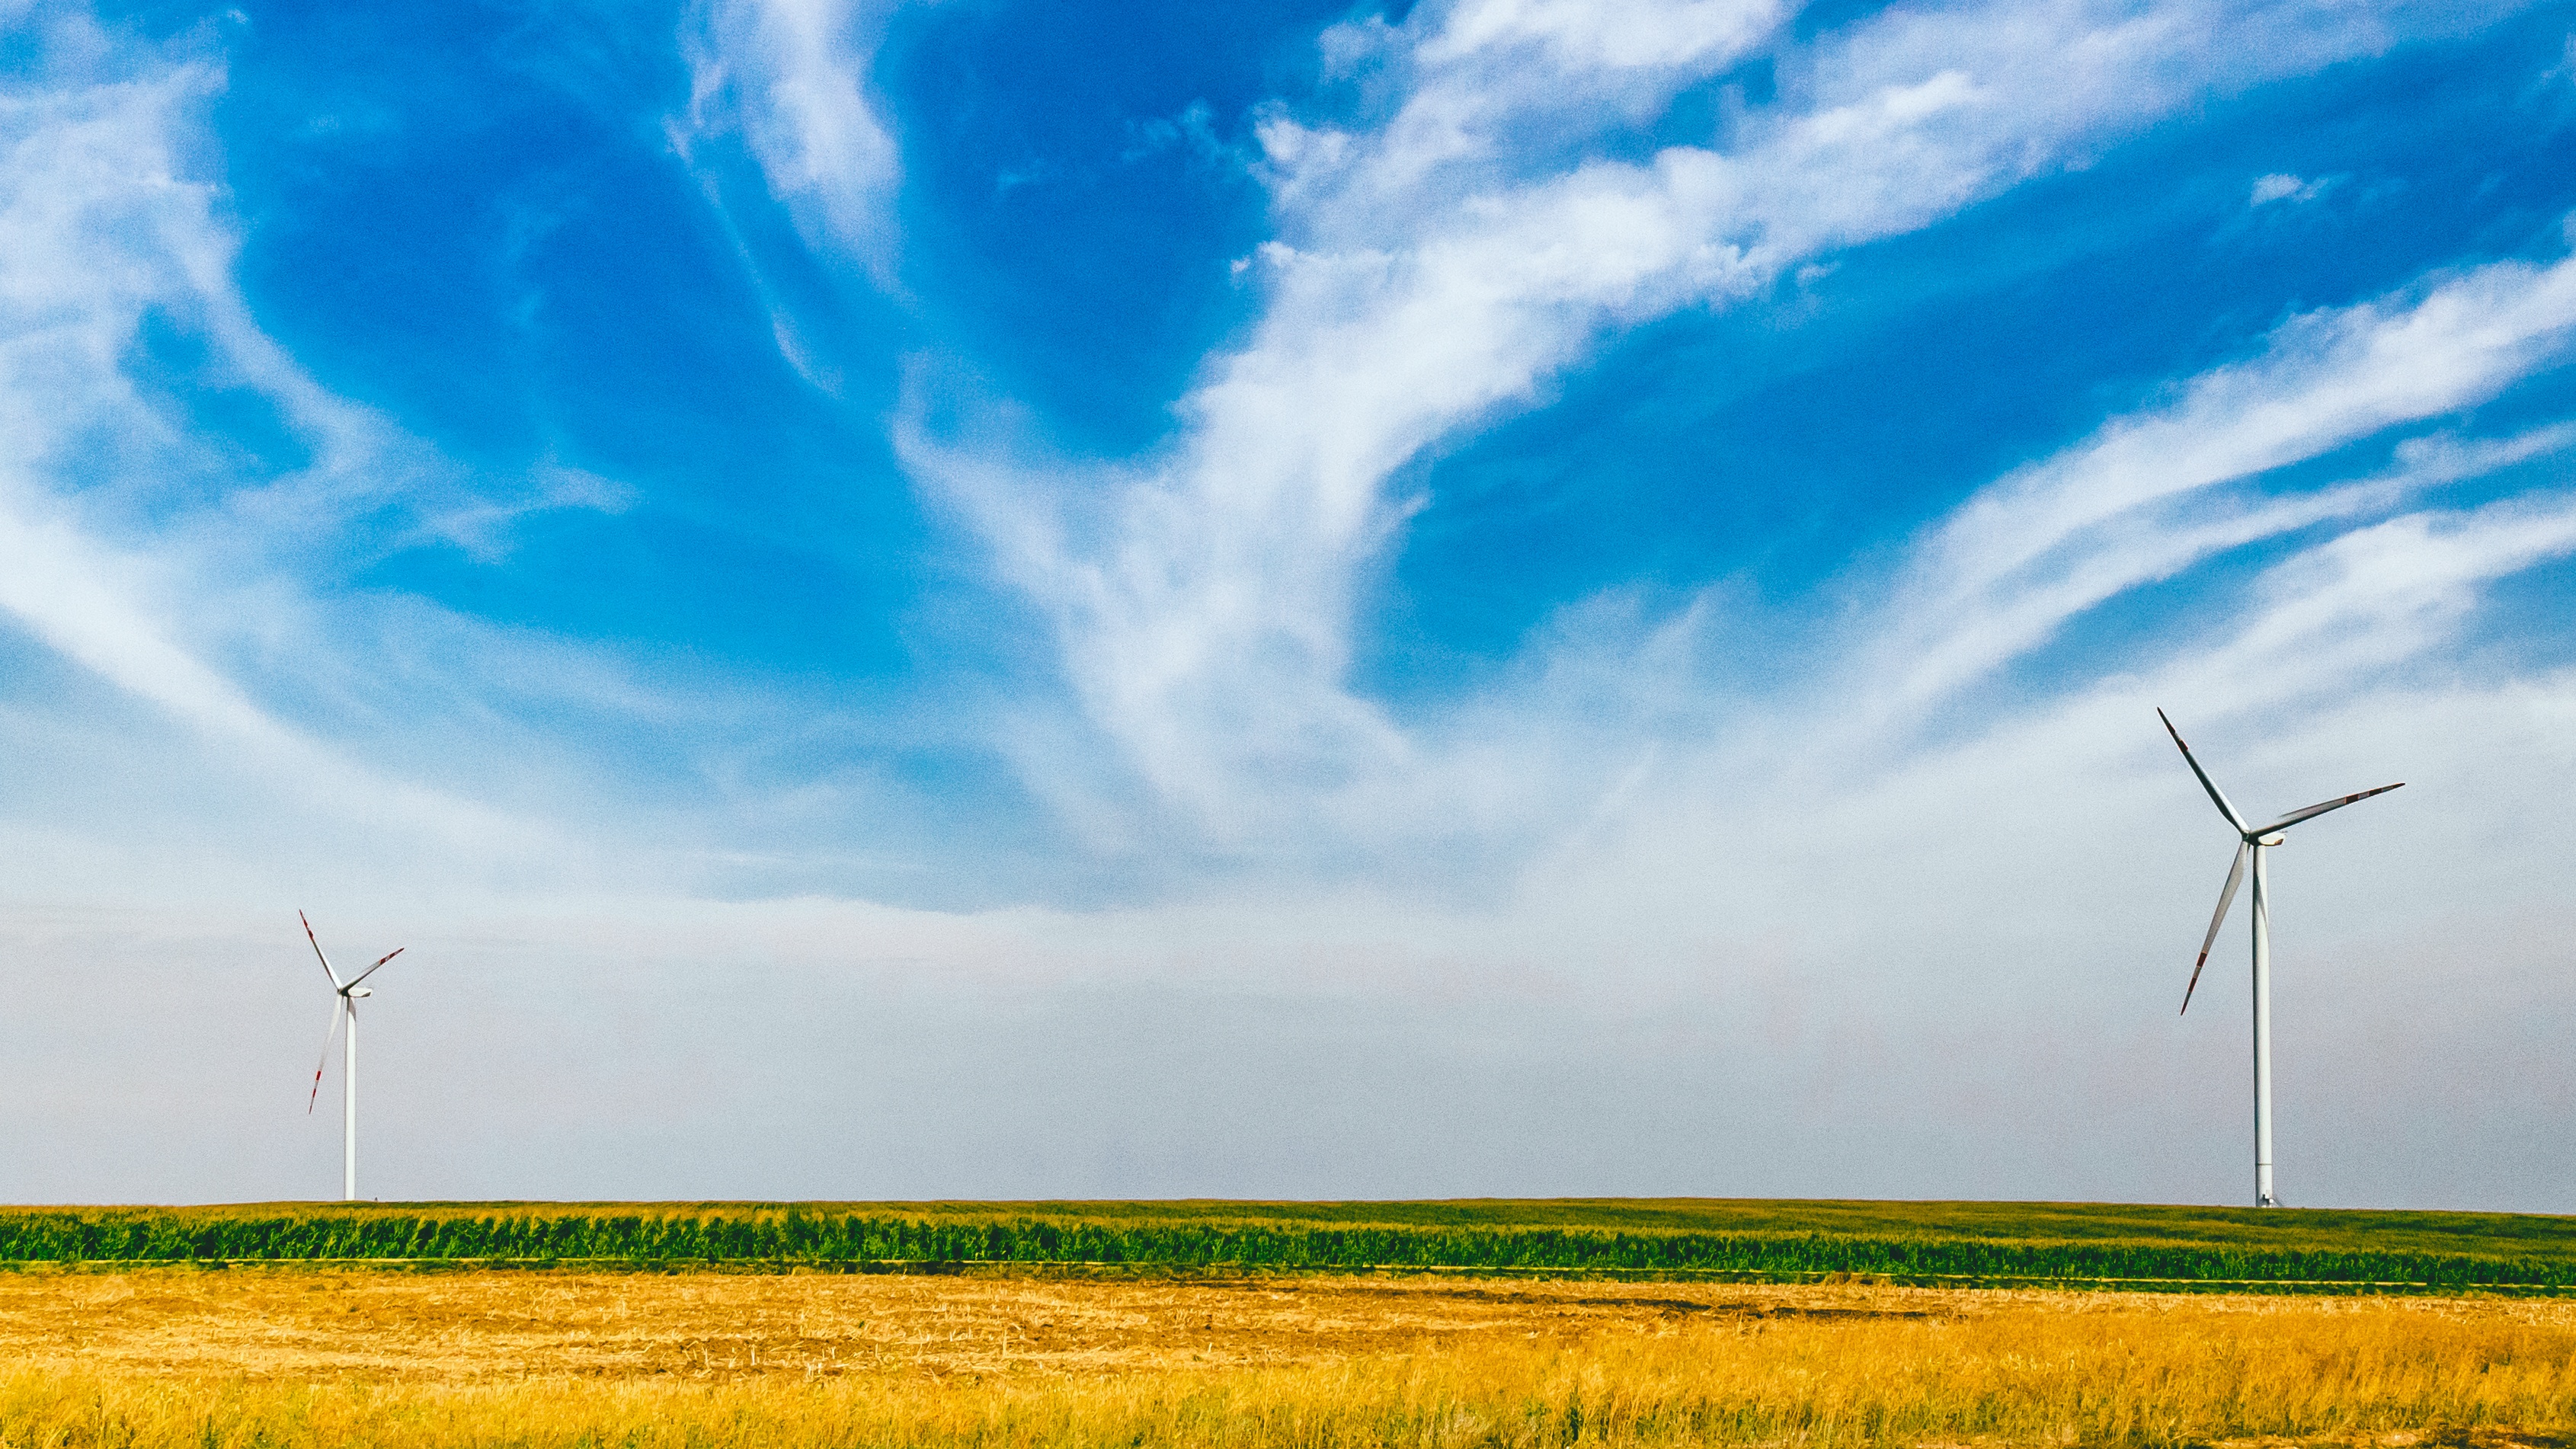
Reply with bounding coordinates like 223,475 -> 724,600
2,1205 -> 2571,1287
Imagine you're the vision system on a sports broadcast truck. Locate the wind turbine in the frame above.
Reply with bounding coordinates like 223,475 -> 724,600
300,912 -> 404,1202
2156,709 -> 2400,1208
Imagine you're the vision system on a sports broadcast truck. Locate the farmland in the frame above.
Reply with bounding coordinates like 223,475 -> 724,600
8,1204 -> 2576,1445
4,1268 -> 2574,1447
5,1198 -> 2574,1291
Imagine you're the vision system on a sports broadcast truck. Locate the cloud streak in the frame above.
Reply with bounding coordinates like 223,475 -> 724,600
680,0 -> 907,286
1881,250 -> 2576,730
0,11 -> 612,859
919,0 -> 2555,869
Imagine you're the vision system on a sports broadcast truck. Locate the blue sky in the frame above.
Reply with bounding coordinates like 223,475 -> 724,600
4,0 -> 2574,1208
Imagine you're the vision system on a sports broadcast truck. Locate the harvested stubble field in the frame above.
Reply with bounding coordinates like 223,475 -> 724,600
4,1268 -> 2574,1448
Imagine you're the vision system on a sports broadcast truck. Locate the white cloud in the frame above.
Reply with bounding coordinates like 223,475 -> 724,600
1422,0 -> 1781,72
1878,252 -> 2576,726
1277,0 -> 1783,222
679,0 -> 906,283
920,0 -> 2546,861
2250,171 -> 2326,205
0,12 -> 631,865
0,13 -> 999,929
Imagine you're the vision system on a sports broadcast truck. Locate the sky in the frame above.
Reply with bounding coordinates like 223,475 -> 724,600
2,0 -> 2573,1211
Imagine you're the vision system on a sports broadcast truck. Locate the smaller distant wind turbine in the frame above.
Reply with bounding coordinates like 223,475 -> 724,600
2157,709 -> 2400,1208
300,912 -> 404,1202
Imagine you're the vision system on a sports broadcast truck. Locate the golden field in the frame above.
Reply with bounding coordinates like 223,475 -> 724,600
2,1268 -> 2571,1447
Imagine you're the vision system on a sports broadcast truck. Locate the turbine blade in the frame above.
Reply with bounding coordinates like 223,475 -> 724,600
2158,709 -> 2251,833
346,946 -> 405,989
2255,782 -> 2404,836
300,910 -> 344,990
306,998 -> 346,1114
2181,842 -> 2248,1016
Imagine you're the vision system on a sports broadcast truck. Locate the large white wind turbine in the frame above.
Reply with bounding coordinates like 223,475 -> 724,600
300,912 -> 404,1202
2157,710 -> 2401,1208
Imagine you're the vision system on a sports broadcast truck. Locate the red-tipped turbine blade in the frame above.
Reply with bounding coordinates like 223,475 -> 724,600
306,998 -> 345,1114
300,910 -> 343,990
2181,841 -> 2248,1015
2254,782 -> 2405,836
2158,709 -> 2251,835
346,946 -> 405,990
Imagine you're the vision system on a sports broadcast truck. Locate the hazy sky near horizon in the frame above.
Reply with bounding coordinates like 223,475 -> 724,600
3,0 -> 2573,1211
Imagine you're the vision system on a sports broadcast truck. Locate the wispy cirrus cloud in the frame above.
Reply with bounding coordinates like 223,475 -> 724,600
912,0 -> 2552,868
677,0 -> 907,287
1877,248 -> 2576,731
0,10 -> 627,862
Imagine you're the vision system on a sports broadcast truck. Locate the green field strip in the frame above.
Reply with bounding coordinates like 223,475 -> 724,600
8,1258 -> 2574,1296
3,1201 -> 2568,1294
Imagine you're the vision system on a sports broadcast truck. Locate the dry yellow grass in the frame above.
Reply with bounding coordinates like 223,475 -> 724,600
1,1268 -> 2571,1447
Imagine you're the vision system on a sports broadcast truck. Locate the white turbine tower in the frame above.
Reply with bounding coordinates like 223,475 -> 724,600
301,912 -> 404,1202
2157,709 -> 2401,1208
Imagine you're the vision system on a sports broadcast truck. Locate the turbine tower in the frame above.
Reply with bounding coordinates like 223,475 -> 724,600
2156,710 -> 2399,1208
301,912 -> 404,1202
